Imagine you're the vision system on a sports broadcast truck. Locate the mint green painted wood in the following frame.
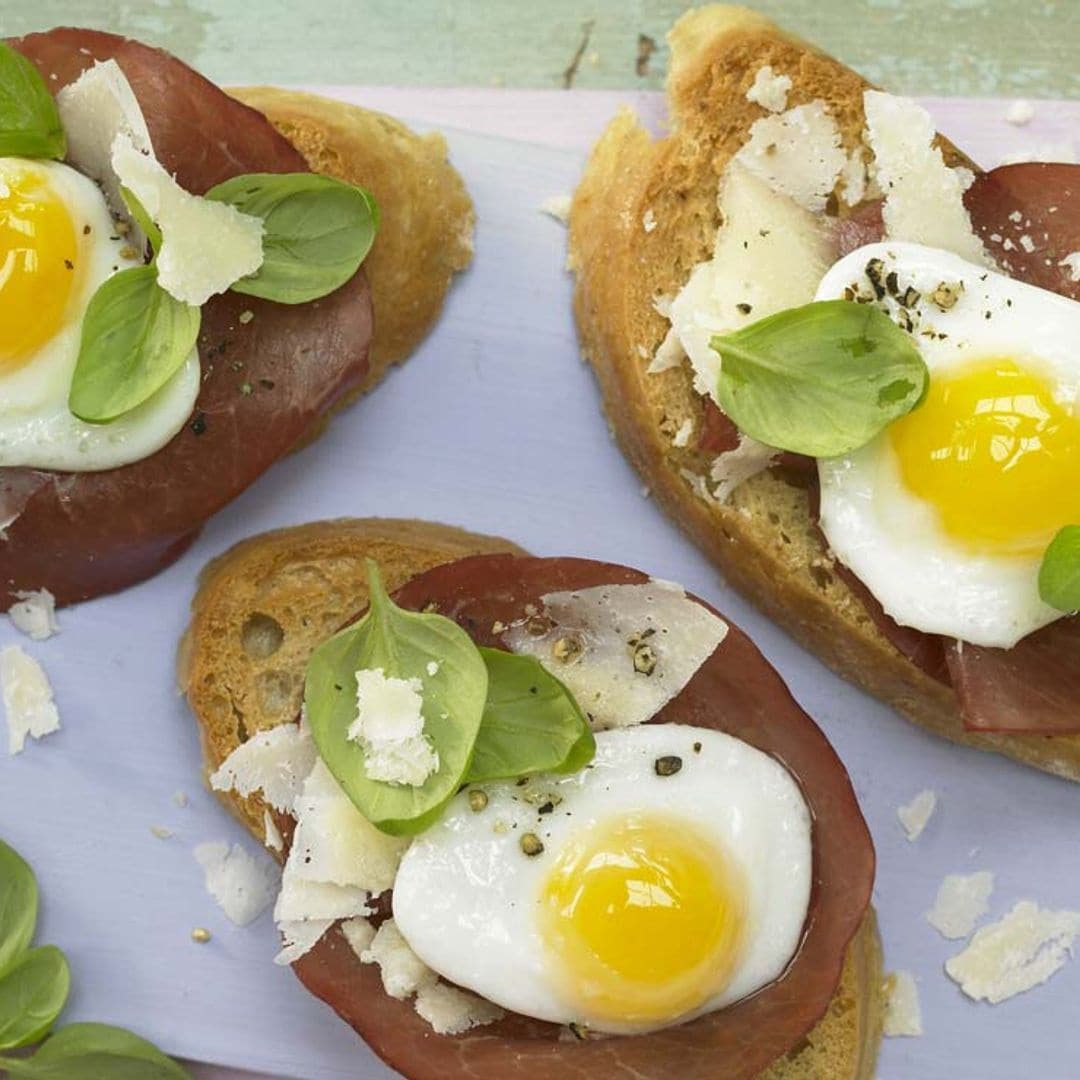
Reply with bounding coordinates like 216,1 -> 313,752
7,1 -> 1079,97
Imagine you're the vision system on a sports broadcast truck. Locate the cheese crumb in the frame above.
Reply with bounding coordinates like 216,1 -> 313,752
883,970 -> 923,1036
210,722 -> 317,813
945,900 -> 1080,1004
7,589 -> 58,641
671,418 -> 693,447
735,102 -> 847,213
275,919 -> 332,965
340,916 -> 376,958
413,980 -> 505,1035
539,194 -> 572,224
263,809 -> 283,853
1060,252 -> 1080,281
1005,100 -> 1035,126
745,65 -> 792,114
647,327 -> 685,374
348,668 -> 438,786
2,646 -> 61,755
642,208 -> 657,232
927,871 -> 994,939
193,841 -> 279,927
897,789 -> 937,841
360,918 -> 438,999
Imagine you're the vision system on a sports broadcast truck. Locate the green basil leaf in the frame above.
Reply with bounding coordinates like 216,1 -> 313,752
466,648 -> 595,784
206,172 -> 378,304
68,265 -> 200,423
0,840 -> 36,977
0,946 -> 69,1049
119,185 -> 162,257
711,299 -> 929,457
305,561 -> 487,835
0,1023 -> 190,1079
1039,525 -> 1080,612
0,43 -> 65,159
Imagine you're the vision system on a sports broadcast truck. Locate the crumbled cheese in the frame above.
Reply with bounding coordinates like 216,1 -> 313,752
263,810 -> 283,853
1060,252 -> 1080,281
883,970 -> 923,1037
348,668 -> 439,786
275,919 -> 333,965
862,91 -> 990,266
646,327 -> 685,374
55,59 -> 153,220
734,101 -> 847,213
340,916 -> 376,958
671,418 -> 693,447
839,147 -> 868,207
2,646 -> 60,755
946,901 -> 1080,1004
1005,100 -> 1035,126
360,919 -> 438,999
927,871 -> 994,940
111,133 -> 264,306
897,789 -> 937,841
505,582 -> 728,730
539,194 -> 572,224
709,435 -> 778,504
642,208 -> 657,232
193,841 -> 279,927
210,722 -> 317,814
413,980 -> 505,1035
7,589 -> 58,641
745,64 -> 792,114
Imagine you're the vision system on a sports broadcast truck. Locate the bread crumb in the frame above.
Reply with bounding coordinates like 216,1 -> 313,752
745,64 -> 792,114
710,435 -> 778,504
150,825 -> 173,840
539,194 -> 572,224
191,927 -> 212,944
1005,100 -> 1035,126
883,970 -> 922,1036
7,589 -> 58,641
927,871 -> 994,939
897,788 -> 936,841
946,901 -> 1080,1004
414,980 -> 504,1035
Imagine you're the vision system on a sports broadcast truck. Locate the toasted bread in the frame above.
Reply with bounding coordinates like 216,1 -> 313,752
568,4 -> 1080,781
179,517 -> 882,1080
230,88 -> 475,393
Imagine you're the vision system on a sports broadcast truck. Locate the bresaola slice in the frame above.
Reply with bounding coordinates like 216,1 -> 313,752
1,30 -> 374,604
293,554 -> 875,1080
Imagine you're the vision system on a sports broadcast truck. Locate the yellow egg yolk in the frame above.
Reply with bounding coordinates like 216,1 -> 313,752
539,815 -> 747,1025
0,162 -> 81,372
890,358 -> 1080,557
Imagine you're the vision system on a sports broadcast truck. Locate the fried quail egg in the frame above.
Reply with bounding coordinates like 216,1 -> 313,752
391,724 -> 812,1035
0,157 -> 199,471
816,242 -> 1079,648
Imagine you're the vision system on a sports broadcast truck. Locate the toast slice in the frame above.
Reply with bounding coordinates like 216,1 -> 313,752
178,517 -> 883,1080
231,88 -> 475,394
568,4 -> 1080,781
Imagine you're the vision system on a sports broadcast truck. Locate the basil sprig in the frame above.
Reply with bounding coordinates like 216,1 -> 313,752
68,266 -> 200,423
0,42 -> 65,159
206,173 -> 378,304
0,840 -> 189,1078
305,562 -> 596,835
1039,526 -> 1080,612
711,300 -> 929,457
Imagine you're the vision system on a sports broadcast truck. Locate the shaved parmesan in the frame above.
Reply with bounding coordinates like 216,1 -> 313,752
897,789 -> 937,841
263,810 -> 283,853
734,102 -> 846,213
927,871 -> 994,940
210,722 -> 317,814
274,919 -> 332,966
360,919 -> 438,999
646,327 -> 685,374
273,875 -> 370,923
348,668 -> 438,787
2,646 -> 60,755
945,901 -> 1080,1004
745,65 -> 791,114
111,133 -> 264,305
414,981 -> 505,1035
862,91 -> 990,266
340,916 -> 376,958
839,148 -> 869,207
7,589 -> 58,641
193,841 -> 279,927
56,60 -> 153,221
710,435 -> 778,504
883,970 -> 923,1037
506,581 -> 727,730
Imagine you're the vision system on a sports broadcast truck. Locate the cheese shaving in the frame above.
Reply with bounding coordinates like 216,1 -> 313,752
710,435 -> 778,504
275,919 -> 333,966
883,970 -> 923,1037
2,646 -> 60,755
360,918 -> 438,999
193,841 -> 279,927
897,789 -> 937,841
413,981 -> 505,1035
7,589 -> 58,641
945,900 -> 1080,1004
263,810 -> 283,852
927,871 -> 994,940
340,916 -> 376,959
647,327 -> 685,374
210,721 -> 317,814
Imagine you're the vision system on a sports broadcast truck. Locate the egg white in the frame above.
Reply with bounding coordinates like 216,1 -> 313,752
0,159 -> 200,472
391,723 -> 812,1035
815,242 -> 1075,648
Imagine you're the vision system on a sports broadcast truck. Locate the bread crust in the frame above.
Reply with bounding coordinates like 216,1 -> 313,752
568,3 -> 1080,781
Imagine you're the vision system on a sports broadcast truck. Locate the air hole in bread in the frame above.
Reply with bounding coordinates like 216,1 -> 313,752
256,669 -> 297,717
242,612 -> 285,659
